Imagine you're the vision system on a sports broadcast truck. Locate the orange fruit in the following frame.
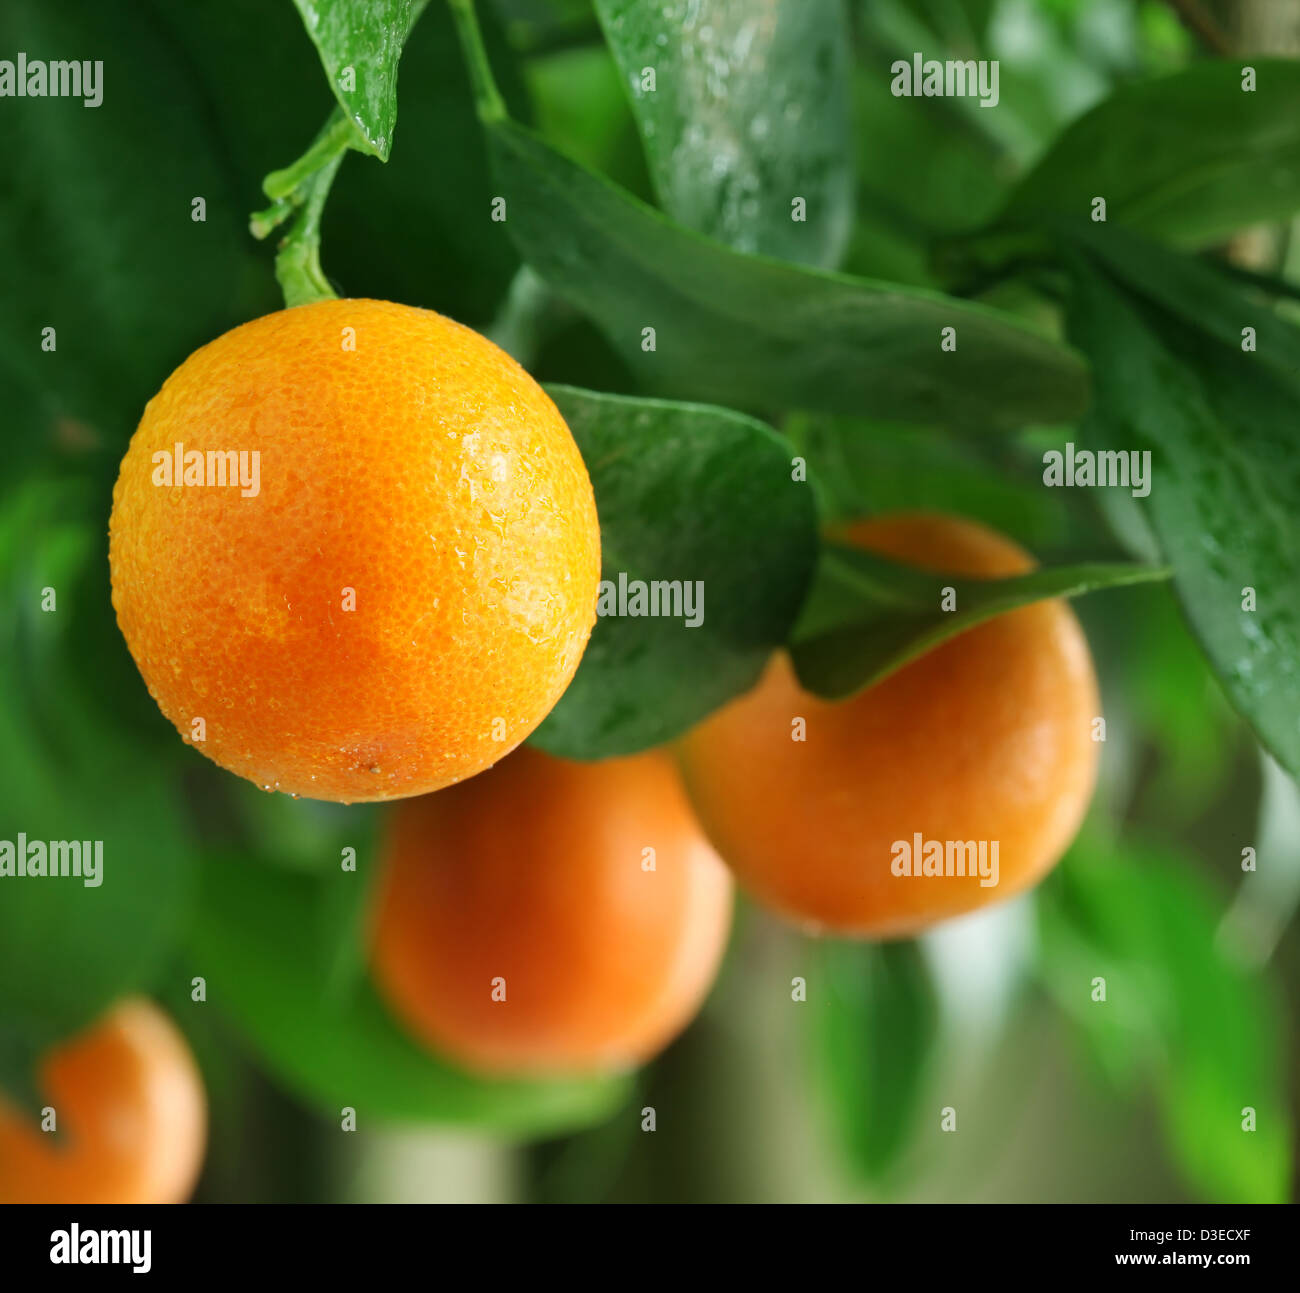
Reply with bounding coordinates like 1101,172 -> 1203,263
0,999 -> 206,1204
678,511 -> 1100,938
370,746 -> 733,1075
109,298 -> 600,803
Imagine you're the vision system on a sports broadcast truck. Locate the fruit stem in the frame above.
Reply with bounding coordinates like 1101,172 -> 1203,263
274,149 -> 345,307
447,0 -> 507,123
262,112 -> 359,202
250,110 -> 355,307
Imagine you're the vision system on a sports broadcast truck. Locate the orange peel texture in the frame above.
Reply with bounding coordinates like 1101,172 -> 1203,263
109,299 -> 601,802
678,512 -> 1100,938
371,746 -> 734,1076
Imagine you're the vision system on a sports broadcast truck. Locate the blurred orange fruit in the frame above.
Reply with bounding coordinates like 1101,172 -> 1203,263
0,998 -> 206,1204
678,511 -> 1100,938
371,746 -> 733,1075
109,299 -> 600,802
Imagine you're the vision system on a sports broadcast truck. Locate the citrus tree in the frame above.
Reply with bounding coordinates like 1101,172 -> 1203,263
0,0 -> 1296,1203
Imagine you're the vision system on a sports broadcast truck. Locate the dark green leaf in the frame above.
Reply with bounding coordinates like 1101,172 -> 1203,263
844,67 -> 1008,285
789,415 -> 1066,545
1063,223 -> 1300,380
791,542 -> 1167,700
1037,838 -> 1291,1203
1065,249 -> 1300,779
0,479 -> 196,1042
190,851 -> 630,1134
998,59 -> 1300,247
593,0 -> 854,267
290,0 -> 430,159
809,940 -> 939,1182
154,0 -> 527,327
533,386 -> 817,757
0,0 -> 276,471
483,116 -> 1089,428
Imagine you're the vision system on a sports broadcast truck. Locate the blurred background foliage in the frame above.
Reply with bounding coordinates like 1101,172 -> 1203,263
0,0 -> 1297,1202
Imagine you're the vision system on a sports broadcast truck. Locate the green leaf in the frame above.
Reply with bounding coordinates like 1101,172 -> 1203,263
593,0 -> 854,267
532,386 -> 817,757
329,0 -> 525,324
789,415 -> 1066,546
0,1021 -> 47,1124
1118,586 -> 1241,806
290,0 -> 431,159
524,42 -> 652,199
844,67 -> 1008,284
190,851 -> 629,1134
1037,839 -> 1291,1203
154,0 -> 526,327
1065,247 -> 1300,780
997,59 -> 1300,247
0,0 -> 276,472
0,478 -> 196,1043
482,115 -> 1089,428
314,810 -> 384,1000
809,940 -> 939,1183
790,542 -> 1168,700
1063,223 -> 1300,379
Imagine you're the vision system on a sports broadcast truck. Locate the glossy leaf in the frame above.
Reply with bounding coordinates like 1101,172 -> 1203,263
533,386 -> 817,757
1066,250 -> 1300,779
155,0 -> 527,327
483,115 -> 1089,428
190,851 -> 630,1134
594,0 -> 854,267
291,0 -> 430,159
791,542 -> 1168,700
998,59 -> 1300,247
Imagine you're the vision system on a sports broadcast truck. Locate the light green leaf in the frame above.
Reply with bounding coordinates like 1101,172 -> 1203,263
291,0 -> 430,159
809,940 -> 939,1183
1038,839 -> 1291,1203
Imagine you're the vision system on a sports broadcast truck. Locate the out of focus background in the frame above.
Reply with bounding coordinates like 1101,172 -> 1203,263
1,0 -> 1297,1203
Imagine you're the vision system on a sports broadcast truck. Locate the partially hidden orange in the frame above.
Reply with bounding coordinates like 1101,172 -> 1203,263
0,998 -> 207,1204
678,511 -> 1100,938
371,746 -> 734,1076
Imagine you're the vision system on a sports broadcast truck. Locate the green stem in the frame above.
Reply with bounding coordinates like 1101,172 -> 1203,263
447,0 -> 507,122
250,110 -> 355,308
262,111 -> 358,201
1212,256 -> 1300,305
274,149 -> 345,307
